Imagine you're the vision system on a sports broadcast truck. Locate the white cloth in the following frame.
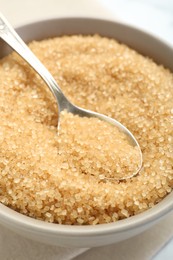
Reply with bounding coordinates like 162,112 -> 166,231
0,212 -> 173,260
0,0 -> 173,259
0,224 -> 87,260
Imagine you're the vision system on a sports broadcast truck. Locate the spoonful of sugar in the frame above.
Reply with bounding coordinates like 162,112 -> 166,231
0,13 -> 142,181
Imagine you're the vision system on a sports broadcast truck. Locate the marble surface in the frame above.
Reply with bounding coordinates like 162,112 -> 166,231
154,237 -> 173,260
100,0 -> 173,46
0,0 -> 172,259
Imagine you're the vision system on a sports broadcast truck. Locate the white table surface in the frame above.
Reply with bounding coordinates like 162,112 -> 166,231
0,0 -> 173,259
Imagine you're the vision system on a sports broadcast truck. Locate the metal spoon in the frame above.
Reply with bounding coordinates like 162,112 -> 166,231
0,13 -> 142,181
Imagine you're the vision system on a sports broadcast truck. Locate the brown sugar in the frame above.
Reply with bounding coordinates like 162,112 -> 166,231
0,35 -> 172,225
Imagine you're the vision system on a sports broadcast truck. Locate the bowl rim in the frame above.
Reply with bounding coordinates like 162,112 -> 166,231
0,16 -> 173,237
15,16 -> 173,48
0,193 -> 173,236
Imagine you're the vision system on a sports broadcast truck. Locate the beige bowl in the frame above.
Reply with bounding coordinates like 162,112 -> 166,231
0,17 -> 173,248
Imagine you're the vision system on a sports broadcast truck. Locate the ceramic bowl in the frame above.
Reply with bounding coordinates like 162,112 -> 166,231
0,17 -> 173,248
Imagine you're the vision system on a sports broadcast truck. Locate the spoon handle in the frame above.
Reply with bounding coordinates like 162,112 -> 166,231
0,13 -> 68,111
